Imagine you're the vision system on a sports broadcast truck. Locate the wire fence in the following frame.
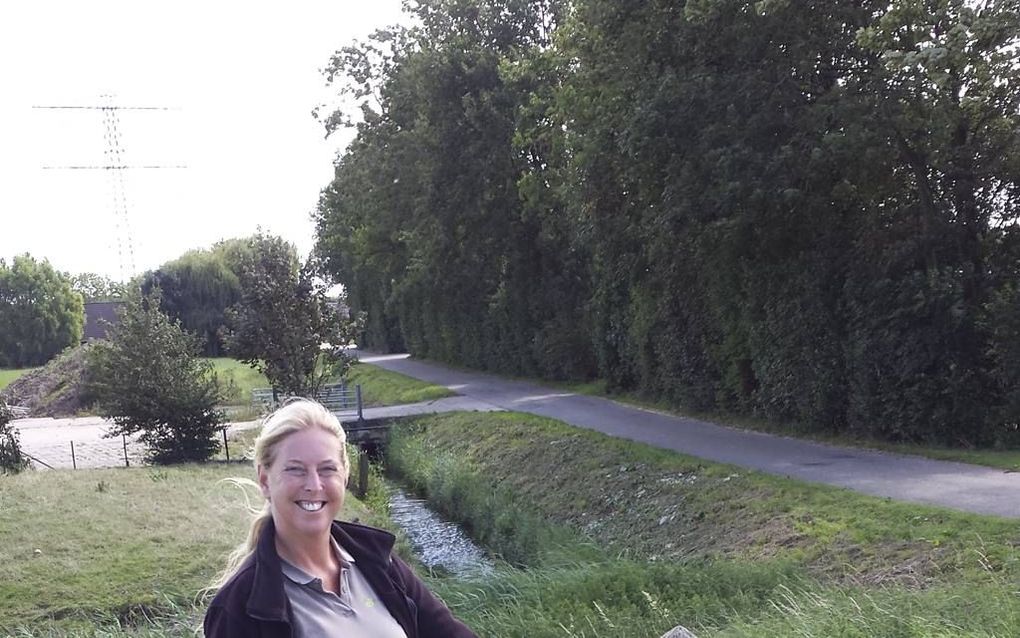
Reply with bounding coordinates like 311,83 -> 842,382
17,427 -> 246,470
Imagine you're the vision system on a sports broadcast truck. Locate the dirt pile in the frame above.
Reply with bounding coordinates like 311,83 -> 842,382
1,345 -> 95,417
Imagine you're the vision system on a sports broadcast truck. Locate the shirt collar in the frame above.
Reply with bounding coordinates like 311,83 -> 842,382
280,536 -> 356,586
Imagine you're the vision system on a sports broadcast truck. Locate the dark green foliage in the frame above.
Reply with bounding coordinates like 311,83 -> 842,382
0,400 -> 29,474
140,246 -> 242,356
222,233 -> 360,397
314,0 -> 593,380
87,291 -> 223,464
315,0 -> 1020,445
0,254 -> 84,367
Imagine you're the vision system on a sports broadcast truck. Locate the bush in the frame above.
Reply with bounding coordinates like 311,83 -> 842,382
87,290 -> 224,464
0,400 -> 29,473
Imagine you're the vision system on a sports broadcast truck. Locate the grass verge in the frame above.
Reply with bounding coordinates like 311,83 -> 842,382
8,409 -> 1019,636
347,361 -> 454,407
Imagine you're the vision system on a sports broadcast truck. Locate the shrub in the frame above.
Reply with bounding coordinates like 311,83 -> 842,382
87,290 -> 224,464
0,400 -> 29,473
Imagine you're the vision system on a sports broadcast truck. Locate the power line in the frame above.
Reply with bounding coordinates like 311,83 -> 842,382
41,165 -> 188,170
33,96 -> 185,280
32,105 -> 179,110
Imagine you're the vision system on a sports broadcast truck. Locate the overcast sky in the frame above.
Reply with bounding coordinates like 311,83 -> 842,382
0,1 -> 406,281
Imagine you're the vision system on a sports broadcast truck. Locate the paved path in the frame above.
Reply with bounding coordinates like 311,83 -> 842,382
360,352 -> 1020,519
11,398 -> 500,471
13,417 -> 264,470
15,416 -> 147,469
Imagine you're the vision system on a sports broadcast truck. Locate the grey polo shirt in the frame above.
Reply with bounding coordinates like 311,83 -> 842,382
280,538 -> 408,638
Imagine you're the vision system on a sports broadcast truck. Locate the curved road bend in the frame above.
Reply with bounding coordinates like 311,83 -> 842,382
360,352 -> 1020,519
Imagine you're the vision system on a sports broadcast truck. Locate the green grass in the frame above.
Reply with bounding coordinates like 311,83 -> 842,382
432,562 -> 1020,638
390,412 -> 1020,587
202,358 -> 267,407
0,463 -> 389,635
0,367 -> 39,391
347,361 -> 454,407
385,411 -> 1020,637
7,410 -> 1020,636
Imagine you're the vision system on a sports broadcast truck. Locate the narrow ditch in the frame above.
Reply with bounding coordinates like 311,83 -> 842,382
386,482 -> 495,578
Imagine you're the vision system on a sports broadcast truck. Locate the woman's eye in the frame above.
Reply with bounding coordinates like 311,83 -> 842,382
284,467 -> 305,475
320,466 -> 338,475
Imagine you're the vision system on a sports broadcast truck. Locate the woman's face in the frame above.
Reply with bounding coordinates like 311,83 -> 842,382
258,427 -> 347,541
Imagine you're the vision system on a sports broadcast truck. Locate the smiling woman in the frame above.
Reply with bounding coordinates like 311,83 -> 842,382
204,398 -> 476,638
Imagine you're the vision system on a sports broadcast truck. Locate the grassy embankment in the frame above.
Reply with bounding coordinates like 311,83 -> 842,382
385,412 -> 1020,637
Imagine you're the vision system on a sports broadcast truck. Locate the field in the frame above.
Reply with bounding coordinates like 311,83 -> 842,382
0,462 -> 391,636
346,360 -> 455,406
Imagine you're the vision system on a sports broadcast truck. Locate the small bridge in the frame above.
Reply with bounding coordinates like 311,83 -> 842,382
342,418 -> 391,447
341,418 -> 398,499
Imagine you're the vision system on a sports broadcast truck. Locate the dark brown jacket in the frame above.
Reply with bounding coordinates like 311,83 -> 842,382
204,519 -> 477,638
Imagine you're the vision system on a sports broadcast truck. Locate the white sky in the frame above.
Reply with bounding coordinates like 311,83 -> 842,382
0,1 -> 406,281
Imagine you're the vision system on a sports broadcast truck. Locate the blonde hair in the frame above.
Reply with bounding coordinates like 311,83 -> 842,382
209,399 -> 350,590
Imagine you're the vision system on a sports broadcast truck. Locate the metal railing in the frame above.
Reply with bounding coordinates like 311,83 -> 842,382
251,383 -> 363,420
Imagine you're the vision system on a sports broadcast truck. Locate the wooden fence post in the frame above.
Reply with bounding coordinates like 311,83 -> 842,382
357,448 -> 369,499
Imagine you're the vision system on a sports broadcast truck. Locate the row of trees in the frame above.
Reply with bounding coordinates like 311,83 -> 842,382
0,235 -> 316,367
315,0 -> 1020,445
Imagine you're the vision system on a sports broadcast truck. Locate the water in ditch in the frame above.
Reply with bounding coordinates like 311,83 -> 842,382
387,486 -> 495,578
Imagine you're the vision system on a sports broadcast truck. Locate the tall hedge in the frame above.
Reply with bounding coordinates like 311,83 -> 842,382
315,0 -> 1020,445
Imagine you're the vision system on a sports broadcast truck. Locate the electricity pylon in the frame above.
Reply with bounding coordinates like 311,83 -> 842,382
32,96 -> 186,281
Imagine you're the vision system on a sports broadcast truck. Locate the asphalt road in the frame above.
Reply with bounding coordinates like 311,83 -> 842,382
361,351 -> 1020,519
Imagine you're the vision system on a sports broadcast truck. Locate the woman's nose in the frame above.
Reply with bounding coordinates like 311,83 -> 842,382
303,472 -> 323,491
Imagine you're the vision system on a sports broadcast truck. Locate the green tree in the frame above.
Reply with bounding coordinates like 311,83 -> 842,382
223,233 -> 360,397
0,254 -> 84,367
843,0 -> 1020,443
69,272 -> 125,302
140,248 -> 242,356
87,290 -> 223,464
315,0 -> 592,379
